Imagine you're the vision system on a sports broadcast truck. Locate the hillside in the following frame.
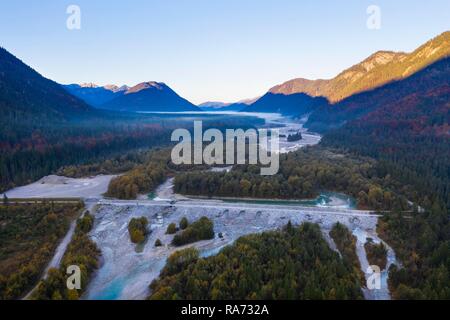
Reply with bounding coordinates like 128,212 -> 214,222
319,57 -> 450,209
306,57 -> 450,132
100,82 -> 200,112
270,31 -> 450,102
0,47 -> 96,124
0,48 -> 174,192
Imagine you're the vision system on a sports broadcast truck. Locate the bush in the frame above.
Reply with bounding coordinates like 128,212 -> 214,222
76,212 -> 94,234
172,217 -> 214,246
364,239 -> 388,270
166,223 -> 177,235
287,132 -> 303,142
179,217 -> 189,230
128,217 -> 149,244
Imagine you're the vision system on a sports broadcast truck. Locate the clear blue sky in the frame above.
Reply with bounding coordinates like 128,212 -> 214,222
1,0 -> 449,104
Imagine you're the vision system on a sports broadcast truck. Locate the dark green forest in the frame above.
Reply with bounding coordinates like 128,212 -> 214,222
0,203 -> 82,299
149,223 -> 363,300
174,147 -> 409,211
316,63 -> 450,299
378,207 -> 450,299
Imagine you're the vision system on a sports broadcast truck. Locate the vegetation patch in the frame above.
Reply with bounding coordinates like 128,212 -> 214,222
330,223 -> 365,284
287,131 -> 303,142
364,239 -> 387,270
0,203 -> 81,300
128,217 -> 149,244
378,207 -> 450,300
149,223 -> 363,300
174,147 -> 408,211
166,223 -> 177,235
172,217 -> 214,247
31,212 -> 101,300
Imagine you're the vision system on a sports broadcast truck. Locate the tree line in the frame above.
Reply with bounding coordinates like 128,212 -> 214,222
174,147 -> 409,211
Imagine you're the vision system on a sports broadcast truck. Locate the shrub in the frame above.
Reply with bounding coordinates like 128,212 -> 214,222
76,212 -> 94,234
128,217 -> 149,244
166,223 -> 177,235
179,217 -> 189,230
364,239 -> 388,270
172,217 -> 214,246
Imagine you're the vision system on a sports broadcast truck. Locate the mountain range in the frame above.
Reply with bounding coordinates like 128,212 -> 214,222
64,81 -> 200,112
269,31 -> 450,103
306,56 -> 450,132
237,31 -> 450,129
2,31 -> 449,128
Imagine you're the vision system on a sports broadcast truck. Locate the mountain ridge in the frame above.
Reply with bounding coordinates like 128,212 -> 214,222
64,81 -> 200,112
0,47 -> 97,123
305,56 -> 450,132
100,81 -> 200,112
270,31 -> 450,103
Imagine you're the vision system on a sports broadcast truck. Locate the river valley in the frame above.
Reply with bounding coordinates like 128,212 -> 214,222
4,113 -> 399,300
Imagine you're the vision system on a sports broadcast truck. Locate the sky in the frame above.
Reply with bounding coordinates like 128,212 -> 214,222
0,0 -> 449,104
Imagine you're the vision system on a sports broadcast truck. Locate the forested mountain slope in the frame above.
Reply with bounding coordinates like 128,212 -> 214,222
306,57 -> 450,132
0,48 -> 171,191
318,58 -> 450,209
270,31 -> 450,102
0,47 -> 97,124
